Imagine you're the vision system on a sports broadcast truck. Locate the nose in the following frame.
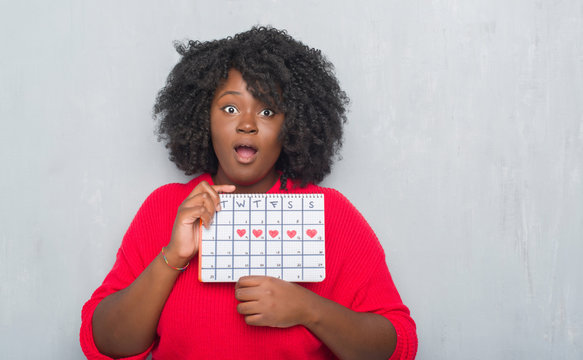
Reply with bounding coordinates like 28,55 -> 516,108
236,112 -> 258,134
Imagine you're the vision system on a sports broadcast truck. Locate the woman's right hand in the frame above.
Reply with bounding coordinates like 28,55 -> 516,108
164,181 -> 236,267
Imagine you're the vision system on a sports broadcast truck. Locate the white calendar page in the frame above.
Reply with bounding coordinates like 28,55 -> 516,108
198,193 -> 325,282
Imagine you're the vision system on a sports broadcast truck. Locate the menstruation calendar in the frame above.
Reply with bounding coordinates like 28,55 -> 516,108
198,193 -> 325,282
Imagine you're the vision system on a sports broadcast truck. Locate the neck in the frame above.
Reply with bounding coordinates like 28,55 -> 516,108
212,168 -> 280,194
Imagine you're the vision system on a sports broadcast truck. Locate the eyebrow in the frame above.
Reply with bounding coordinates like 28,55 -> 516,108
217,90 -> 242,99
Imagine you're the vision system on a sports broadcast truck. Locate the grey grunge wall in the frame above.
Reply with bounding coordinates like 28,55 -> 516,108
1,1 -> 582,359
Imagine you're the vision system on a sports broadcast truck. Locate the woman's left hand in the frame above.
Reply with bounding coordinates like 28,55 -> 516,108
235,275 -> 399,359
234,276 -> 316,328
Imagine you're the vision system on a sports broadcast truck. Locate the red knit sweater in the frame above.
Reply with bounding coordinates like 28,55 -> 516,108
80,174 -> 417,359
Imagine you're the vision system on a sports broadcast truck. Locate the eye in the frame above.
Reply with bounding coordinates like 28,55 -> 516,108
222,105 -> 239,114
260,109 -> 275,117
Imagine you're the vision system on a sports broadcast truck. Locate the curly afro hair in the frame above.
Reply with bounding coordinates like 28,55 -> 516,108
154,26 -> 349,188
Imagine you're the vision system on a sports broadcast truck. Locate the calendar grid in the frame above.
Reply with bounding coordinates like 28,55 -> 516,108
301,197 -> 304,280
279,198 -> 283,280
264,196 -> 268,277
247,199 -> 251,278
215,218 -> 218,281
198,194 -> 325,282
231,204 -> 234,281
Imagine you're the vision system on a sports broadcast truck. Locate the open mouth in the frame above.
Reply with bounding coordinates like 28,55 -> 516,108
234,145 -> 258,163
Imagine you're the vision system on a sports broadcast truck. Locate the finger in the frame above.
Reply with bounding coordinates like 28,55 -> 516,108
182,189 -> 214,212
188,182 -> 235,212
236,300 -> 260,315
195,182 -> 235,201
196,192 -> 219,228
184,181 -> 215,204
243,314 -> 266,327
236,275 -> 268,289
210,184 -> 236,211
177,205 -> 213,228
181,193 -> 218,228
196,181 -> 222,211
182,191 -> 213,208
211,184 -> 236,194
184,180 -> 210,201
234,287 -> 262,302
197,207 -> 213,229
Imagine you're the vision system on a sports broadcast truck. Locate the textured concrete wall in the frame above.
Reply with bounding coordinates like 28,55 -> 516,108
1,1 -> 582,358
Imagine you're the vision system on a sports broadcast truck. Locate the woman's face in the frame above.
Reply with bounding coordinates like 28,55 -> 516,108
210,69 -> 285,193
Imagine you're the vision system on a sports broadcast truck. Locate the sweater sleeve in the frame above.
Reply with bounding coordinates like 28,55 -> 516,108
324,189 -> 418,360
352,253 -> 418,360
79,249 -> 154,360
79,184 -> 180,359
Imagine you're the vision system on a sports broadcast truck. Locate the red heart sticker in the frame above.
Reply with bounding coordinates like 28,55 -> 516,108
252,229 -> 263,238
306,229 -> 317,238
236,229 -> 246,237
286,230 -> 297,238
269,230 -> 279,238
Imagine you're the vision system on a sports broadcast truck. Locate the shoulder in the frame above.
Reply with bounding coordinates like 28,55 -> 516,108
297,183 -> 386,256
140,173 -> 212,209
288,183 -> 374,233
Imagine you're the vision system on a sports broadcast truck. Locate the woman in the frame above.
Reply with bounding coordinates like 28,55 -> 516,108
80,26 -> 417,360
